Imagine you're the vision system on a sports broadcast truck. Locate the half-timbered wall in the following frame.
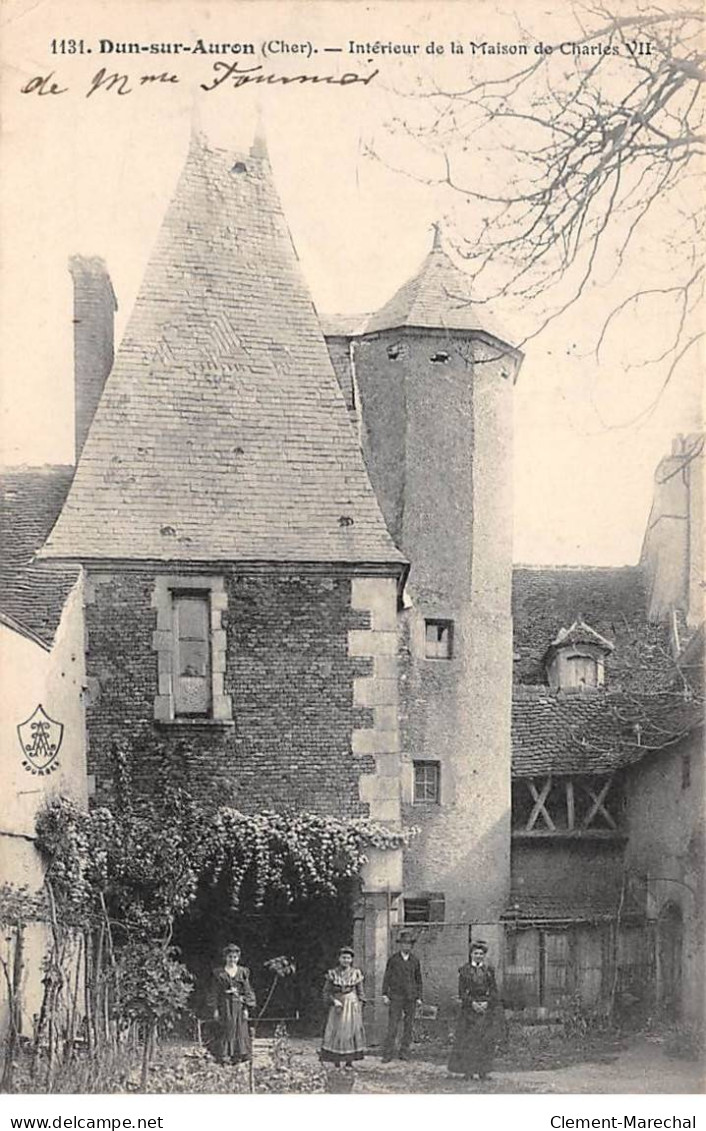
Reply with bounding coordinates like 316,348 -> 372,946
511,774 -> 622,834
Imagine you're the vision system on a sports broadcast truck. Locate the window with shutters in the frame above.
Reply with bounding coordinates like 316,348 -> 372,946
173,592 -> 211,716
403,893 -> 445,924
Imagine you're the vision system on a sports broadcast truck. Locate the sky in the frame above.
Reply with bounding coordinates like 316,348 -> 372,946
0,0 -> 702,566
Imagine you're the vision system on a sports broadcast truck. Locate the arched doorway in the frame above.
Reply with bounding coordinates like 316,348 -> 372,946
658,902 -> 683,1019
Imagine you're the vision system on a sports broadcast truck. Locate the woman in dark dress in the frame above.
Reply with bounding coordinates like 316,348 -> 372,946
448,940 -> 500,1080
208,944 -> 257,1065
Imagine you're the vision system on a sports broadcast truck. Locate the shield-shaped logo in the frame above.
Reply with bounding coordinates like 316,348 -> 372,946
17,704 -> 63,774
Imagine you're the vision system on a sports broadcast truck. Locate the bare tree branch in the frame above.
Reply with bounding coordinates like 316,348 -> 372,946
374,2 -> 704,422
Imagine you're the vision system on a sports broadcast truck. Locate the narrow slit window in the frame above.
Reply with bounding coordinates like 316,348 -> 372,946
173,592 -> 211,716
425,619 -> 453,660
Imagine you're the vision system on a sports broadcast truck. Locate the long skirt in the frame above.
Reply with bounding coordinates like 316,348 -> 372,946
215,1000 -> 252,1064
448,1008 -> 495,1077
321,996 -> 366,1062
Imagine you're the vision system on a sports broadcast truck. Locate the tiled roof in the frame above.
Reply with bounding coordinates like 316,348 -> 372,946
40,136 -> 404,568
0,466 -> 78,646
512,684 -> 701,777
512,566 -> 659,687
321,230 -> 516,343
512,686 -> 631,776
503,891 -> 643,923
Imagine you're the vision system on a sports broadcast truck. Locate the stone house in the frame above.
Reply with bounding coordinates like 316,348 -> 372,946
0,131 -> 702,1039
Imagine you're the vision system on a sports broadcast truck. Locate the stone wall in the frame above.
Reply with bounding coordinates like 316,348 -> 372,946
351,328 -> 517,925
623,731 -> 704,1024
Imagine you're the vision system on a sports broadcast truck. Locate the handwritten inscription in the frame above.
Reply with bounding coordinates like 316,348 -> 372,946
200,61 -> 379,90
21,71 -> 68,95
20,61 -> 380,99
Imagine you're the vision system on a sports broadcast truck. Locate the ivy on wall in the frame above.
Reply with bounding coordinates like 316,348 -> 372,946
33,740 -> 409,940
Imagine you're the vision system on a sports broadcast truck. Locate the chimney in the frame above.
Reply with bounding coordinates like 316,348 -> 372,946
69,256 -> 117,462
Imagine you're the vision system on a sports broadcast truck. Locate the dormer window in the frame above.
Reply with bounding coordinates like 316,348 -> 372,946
544,618 -> 613,693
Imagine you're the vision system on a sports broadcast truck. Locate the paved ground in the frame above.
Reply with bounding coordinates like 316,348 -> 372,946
286,1036 -> 705,1094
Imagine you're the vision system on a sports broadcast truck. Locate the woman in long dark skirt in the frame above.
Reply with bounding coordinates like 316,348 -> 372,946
448,940 -> 500,1081
208,943 -> 257,1065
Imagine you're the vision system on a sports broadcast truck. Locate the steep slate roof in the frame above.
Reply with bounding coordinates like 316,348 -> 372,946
321,229 -> 515,343
0,466 -> 78,646
40,136 -> 404,568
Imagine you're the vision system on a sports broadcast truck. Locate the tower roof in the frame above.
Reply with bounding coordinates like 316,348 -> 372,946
363,227 -> 513,343
40,136 -> 403,568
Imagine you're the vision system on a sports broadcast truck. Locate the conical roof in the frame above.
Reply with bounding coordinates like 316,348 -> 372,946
364,226 -> 512,342
40,136 -> 403,568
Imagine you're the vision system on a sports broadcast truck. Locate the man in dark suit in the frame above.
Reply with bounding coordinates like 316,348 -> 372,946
381,931 -> 423,1061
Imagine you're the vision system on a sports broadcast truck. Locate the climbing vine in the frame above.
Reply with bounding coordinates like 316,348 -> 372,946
34,741 -> 410,940
36,795 -> 408,935
9,741 -> 410,1091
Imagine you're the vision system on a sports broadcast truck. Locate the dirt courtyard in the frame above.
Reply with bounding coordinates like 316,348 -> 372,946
285,1033 -> 705,1094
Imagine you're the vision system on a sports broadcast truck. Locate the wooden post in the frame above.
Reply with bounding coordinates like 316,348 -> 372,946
566,780 -> 575,831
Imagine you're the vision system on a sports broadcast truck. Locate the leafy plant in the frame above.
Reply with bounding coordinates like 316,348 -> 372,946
25,737 -> 410,1092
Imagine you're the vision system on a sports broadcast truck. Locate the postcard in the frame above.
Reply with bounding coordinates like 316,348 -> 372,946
0,0 -> 703,1115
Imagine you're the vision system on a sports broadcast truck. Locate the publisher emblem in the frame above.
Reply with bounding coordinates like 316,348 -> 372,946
17,705 -> 63,774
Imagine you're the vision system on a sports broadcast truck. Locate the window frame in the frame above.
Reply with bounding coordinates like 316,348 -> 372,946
152,575 -> 232,724
403,893 -> 445,924
172,589 -> 213,718
413,760 -> 441,804
424,618 -> 454,661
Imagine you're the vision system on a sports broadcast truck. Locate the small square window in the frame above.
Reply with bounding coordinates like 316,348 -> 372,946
425,619 -> 453,660
404,898 -> 431,924
404,894 -> 445,924
414,760 -> 441,804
